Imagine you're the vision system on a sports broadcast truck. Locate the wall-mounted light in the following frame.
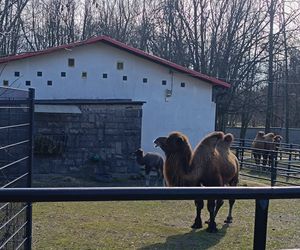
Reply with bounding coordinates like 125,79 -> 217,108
165,89 -> 172,97
165,89 -> 172,102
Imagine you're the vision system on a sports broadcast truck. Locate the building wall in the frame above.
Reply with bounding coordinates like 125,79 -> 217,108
0,43 -> 216,151
33,102 -> 142,178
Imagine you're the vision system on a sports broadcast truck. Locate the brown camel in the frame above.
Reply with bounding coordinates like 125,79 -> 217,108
252,131 -> 265,165
154,131 -> 240,232
252,131 -> 283,167
133,148 -> 164,186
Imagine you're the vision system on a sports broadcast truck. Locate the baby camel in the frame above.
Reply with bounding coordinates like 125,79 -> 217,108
133,148 -> 164,186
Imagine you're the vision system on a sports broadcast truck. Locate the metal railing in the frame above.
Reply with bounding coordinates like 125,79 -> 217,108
0,87 -> 34,250
231,138 -> 300,186
0,186 -> 299,250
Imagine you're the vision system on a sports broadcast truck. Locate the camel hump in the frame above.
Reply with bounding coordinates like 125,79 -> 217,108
200,131 -> 224,147
257,131 -> 265,137
264,133 -> 275,141
215,133 -> 234,150
224,133 -> 234,144
207,131 -> 224,140
254,131 -> 265,141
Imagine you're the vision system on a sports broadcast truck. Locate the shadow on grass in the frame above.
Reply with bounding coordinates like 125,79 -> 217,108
139,224 -> 230,250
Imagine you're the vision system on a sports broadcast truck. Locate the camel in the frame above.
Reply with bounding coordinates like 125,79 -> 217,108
252,131 -> 283,167
154,131 -> 240,232
252,131 -> 265,165
133,149 -> 164,186
263,133 -> 283,166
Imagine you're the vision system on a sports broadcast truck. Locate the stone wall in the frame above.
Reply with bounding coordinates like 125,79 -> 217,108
33,100 -> 143,180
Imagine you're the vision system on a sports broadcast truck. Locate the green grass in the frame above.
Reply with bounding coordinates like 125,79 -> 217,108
31,177 -> 300,250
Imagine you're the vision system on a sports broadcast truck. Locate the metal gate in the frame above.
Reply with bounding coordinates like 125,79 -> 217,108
0,87 -> 34,249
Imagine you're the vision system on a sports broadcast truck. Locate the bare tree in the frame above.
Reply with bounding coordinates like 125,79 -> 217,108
0,0 -> 29,56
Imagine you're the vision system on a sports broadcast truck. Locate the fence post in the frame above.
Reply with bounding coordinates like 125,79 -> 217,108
240,139 -> 245,169
253,199 -> 269,250
235,142 -> 240,161
270,150 -> 277,187
286,144 -> 292,182
26,88 -> 34,250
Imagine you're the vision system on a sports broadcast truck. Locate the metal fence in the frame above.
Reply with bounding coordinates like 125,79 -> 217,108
0,186 -> 299,250
0,87 -> 299,250
0,87 -> 34,250
231,138 -> 300,186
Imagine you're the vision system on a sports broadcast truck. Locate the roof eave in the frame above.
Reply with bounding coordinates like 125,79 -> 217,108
0,36 -> 230,88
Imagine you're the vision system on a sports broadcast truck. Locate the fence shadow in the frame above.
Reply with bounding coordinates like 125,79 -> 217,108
138,224 -> 229,250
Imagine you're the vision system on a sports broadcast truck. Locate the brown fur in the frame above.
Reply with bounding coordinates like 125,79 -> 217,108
186,131 -> 225,185
263,133 -> 276,150
252,131 -> 265,150
154,132 -> 192,186
215,133 -> 239,186
154,131 -> 240,232
252,131 -> 283,166
133,148 -> 164,186
154,131 -> 239,186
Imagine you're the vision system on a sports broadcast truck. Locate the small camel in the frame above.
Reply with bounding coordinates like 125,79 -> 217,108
133,148 -> 164,186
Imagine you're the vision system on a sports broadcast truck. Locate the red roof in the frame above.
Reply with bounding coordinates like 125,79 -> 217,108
0,35 -> 230,88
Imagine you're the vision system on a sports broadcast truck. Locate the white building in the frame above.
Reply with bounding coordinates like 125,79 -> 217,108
0,36 -> 229,152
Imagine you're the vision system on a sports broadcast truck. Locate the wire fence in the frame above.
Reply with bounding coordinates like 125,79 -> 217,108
0,87 -> 34,250
231,138 -> 300,186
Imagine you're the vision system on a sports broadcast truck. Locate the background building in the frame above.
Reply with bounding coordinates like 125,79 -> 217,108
0,36 -> 229,176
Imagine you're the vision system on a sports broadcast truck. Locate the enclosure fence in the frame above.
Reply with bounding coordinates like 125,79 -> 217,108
0,86 -> 299,250
231,138 -> 300,186
0,87 -> 34,250
0,186 -> 299,250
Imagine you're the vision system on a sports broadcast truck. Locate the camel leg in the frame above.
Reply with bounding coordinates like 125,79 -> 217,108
145,166 -> 151,186
191,199 -> 203,229
225,177 -> 238,223
158,168 -> 165,187
257,153 -> 261,166
145,174 -> 150,186
254,152 -> 260,165
214,199 -> 224,218
254,152 -> 262,171
224,199 -> 235,223
155,169 -> 160,186
262,153 -> 268,170
207,199 -> 217,233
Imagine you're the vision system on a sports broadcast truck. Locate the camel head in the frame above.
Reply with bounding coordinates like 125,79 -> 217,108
154,136 -> 168,155
165,132 -> 190,152
133,148 -> 144,157
154,137 -> 167,148
155,132 -> 190,154
274,135 -> 283,143
155,132 -> 192,187
264,133 -> 275,140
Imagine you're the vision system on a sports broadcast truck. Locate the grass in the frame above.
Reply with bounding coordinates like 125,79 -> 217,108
31,176 -> 300,250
